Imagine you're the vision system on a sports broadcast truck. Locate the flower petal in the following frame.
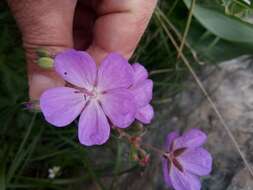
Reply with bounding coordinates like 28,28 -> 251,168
97,53 -> 133,91
40,87 -> 86,127
178,148 -> 212,176
174,128 -> 207,149
165,131 -> 180,152
78,100 -> 110,146
131,79 -> 153,108
100,89 -> 136,128
170,165 -> 201,190
135,104 -> 154,124
162,158 -> 173,188
132,63 -> 148,84
55,49 -> 97,90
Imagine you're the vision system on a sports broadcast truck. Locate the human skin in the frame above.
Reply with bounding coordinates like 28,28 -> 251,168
7,0 -> 157,100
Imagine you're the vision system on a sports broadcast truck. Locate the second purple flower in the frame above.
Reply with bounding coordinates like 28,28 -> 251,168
162,129 -> 212,190
40,49 -> 153,146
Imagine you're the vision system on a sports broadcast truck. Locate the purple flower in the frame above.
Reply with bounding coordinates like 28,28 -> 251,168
130,63 -> 154,124
40,49 -> 153,146
162,129 -> 212,190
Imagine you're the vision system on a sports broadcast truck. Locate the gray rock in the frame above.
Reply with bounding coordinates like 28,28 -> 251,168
227,167 -> 253,190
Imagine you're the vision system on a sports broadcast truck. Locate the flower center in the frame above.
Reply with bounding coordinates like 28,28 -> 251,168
72,84 -> 103,101
164,147 -> 186,173
91,87 -> 101,99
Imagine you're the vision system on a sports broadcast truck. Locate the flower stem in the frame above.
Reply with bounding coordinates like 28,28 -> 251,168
116,128 -> 166,156
141,143 -> 165,156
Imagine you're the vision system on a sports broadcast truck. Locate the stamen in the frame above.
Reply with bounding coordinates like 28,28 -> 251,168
73,90 -> 87,101
173,148 -> 186,157
163,152 -> 170,159
172,158 -> 184,172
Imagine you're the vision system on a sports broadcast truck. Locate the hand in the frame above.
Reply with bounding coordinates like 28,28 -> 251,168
7,0 -> 157,100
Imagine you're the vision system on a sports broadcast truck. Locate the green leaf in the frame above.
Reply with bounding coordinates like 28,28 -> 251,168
6,113 -> 38,184
188,22 -> 253,62
0,160 -> 6,190
183,0 -> 253,43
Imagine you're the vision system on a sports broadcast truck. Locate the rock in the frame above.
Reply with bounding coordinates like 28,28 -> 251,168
227,167 -> 253,190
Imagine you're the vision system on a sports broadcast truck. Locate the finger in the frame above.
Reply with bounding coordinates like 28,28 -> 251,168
8,0 -> 78,100
87,0 -> 158,63
8,0 -> 77,49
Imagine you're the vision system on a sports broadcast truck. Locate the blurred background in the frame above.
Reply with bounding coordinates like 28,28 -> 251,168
1,0 -> 253,189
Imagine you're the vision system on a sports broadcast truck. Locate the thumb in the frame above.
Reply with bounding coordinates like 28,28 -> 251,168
87,0 -> 157,63
8,0 -> 77,100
